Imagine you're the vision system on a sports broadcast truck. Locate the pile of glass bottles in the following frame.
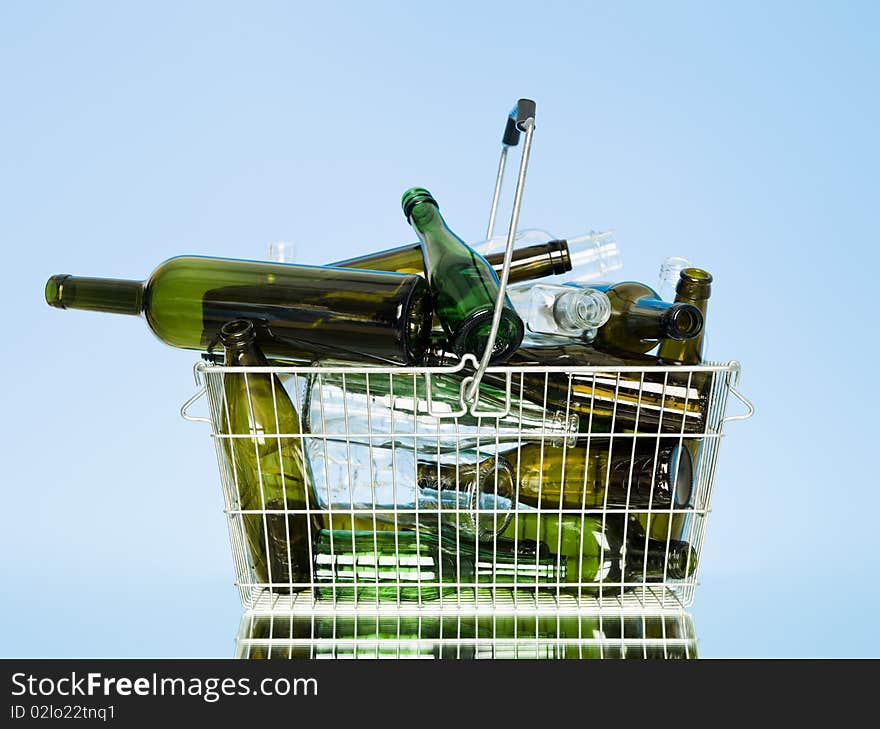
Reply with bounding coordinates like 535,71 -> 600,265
45,186 -> 713,600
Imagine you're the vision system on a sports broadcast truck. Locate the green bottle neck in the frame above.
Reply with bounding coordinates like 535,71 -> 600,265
45,275 -> 144,316
219,319 -> 269,367
626,537 -> 696,580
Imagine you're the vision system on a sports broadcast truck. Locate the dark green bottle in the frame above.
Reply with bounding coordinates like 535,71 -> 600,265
402,187 -> 525,363
330,238 -> 572,284
649,268 -> 713,540
45,256 -> 433,365
658,268 -> 712,365
590,281 -> 703,355
502,515 -> 696,596
219,319 -> 322,593
314,529 -> 565,601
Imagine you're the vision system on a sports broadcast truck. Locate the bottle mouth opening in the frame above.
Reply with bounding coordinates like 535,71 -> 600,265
670,445 -> 694,507
681,267 -> 713,283
665,304 -> 704,340
401,187 -> 438,221
453,309 -> 525,365
219,319 -> 256,345
45,274 -> 71,308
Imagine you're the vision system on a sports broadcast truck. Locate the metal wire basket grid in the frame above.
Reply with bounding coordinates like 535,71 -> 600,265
233,609 -> 699,660
181,355 -> 752,614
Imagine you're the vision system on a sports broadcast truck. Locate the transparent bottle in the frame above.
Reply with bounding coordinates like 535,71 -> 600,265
657,257 -> 692,302
506,281 -> 612,342
306,442 -> 519,540
303,367 -> 580,455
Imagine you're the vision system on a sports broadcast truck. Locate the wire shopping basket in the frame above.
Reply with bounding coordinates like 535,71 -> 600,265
181,100 -> 753,619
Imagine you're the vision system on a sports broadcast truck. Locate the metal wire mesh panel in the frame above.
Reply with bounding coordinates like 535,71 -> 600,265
186,358 -> 749,611
234,610 -> 698,660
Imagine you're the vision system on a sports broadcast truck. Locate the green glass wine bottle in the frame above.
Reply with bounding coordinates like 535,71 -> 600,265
658,268 -> 712,365
508,438 -> 693,511
402,187 -> 524,363
330,238 -> 572,283
219,319 -> 322,593
313,529 -> 565,601
45,256 -> 433,365
502,514 -> 696,596
589,281 -> 703,355
644,267 -> 713,540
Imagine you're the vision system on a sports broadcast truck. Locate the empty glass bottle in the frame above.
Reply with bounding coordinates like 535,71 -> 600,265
508,439 -> 693,511
331,238 -> 572,284
45,256 -> 433,365
506,281 -> 612,341
657,257 -> 693,302
658,268 -> 713,366
306,441 -> 519,540
502,514 -> 696,595
589,281 -> 703,356
402,187 -> 524,363
475,229 -> 623,283
303,366 -> 580,454
219,319 -> 321,593
313,529 -> 565,601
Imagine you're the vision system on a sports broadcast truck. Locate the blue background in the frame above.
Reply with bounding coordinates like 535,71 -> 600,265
1,1 -> 877,658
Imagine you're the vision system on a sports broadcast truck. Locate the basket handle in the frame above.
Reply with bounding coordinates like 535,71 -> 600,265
465,98 -> 537,409
721,361 -> 755,424
180,362 -> 211,424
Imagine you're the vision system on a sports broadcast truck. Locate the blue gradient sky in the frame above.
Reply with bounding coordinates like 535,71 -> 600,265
1,1 -> 877,657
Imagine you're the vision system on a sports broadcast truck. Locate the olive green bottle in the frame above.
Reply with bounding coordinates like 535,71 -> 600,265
331,238 -> 572,283
313,529 -> 564,601
219,319 -> 322,593
658,268 -> 712,365
646,268 -> 713,540
45,256 -> 433,365
508,439 -> 693,511
402,187 -> 524,363
589,281 -> 703,355
502,514 -> 696,596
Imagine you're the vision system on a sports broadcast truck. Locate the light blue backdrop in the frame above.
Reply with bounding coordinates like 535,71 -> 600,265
1,1 -> 877,658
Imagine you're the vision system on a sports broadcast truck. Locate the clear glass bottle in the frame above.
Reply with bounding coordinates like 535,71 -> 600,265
306,442 -> 519,540
657,256 -> 692,302
303,366 -> 580,455
506,281 -> 612,341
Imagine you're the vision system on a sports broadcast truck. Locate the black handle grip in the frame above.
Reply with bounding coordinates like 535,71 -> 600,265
502,114 -> 520,146
501,99 -> 536,146
515,98 -> 536,130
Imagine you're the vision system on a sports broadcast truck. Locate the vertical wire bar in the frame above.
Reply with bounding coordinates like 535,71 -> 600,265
486,145 -> 509,240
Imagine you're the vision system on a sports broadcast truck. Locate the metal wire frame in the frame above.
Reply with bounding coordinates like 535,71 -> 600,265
233,609 -> 698,659
182,357 -> 752,613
